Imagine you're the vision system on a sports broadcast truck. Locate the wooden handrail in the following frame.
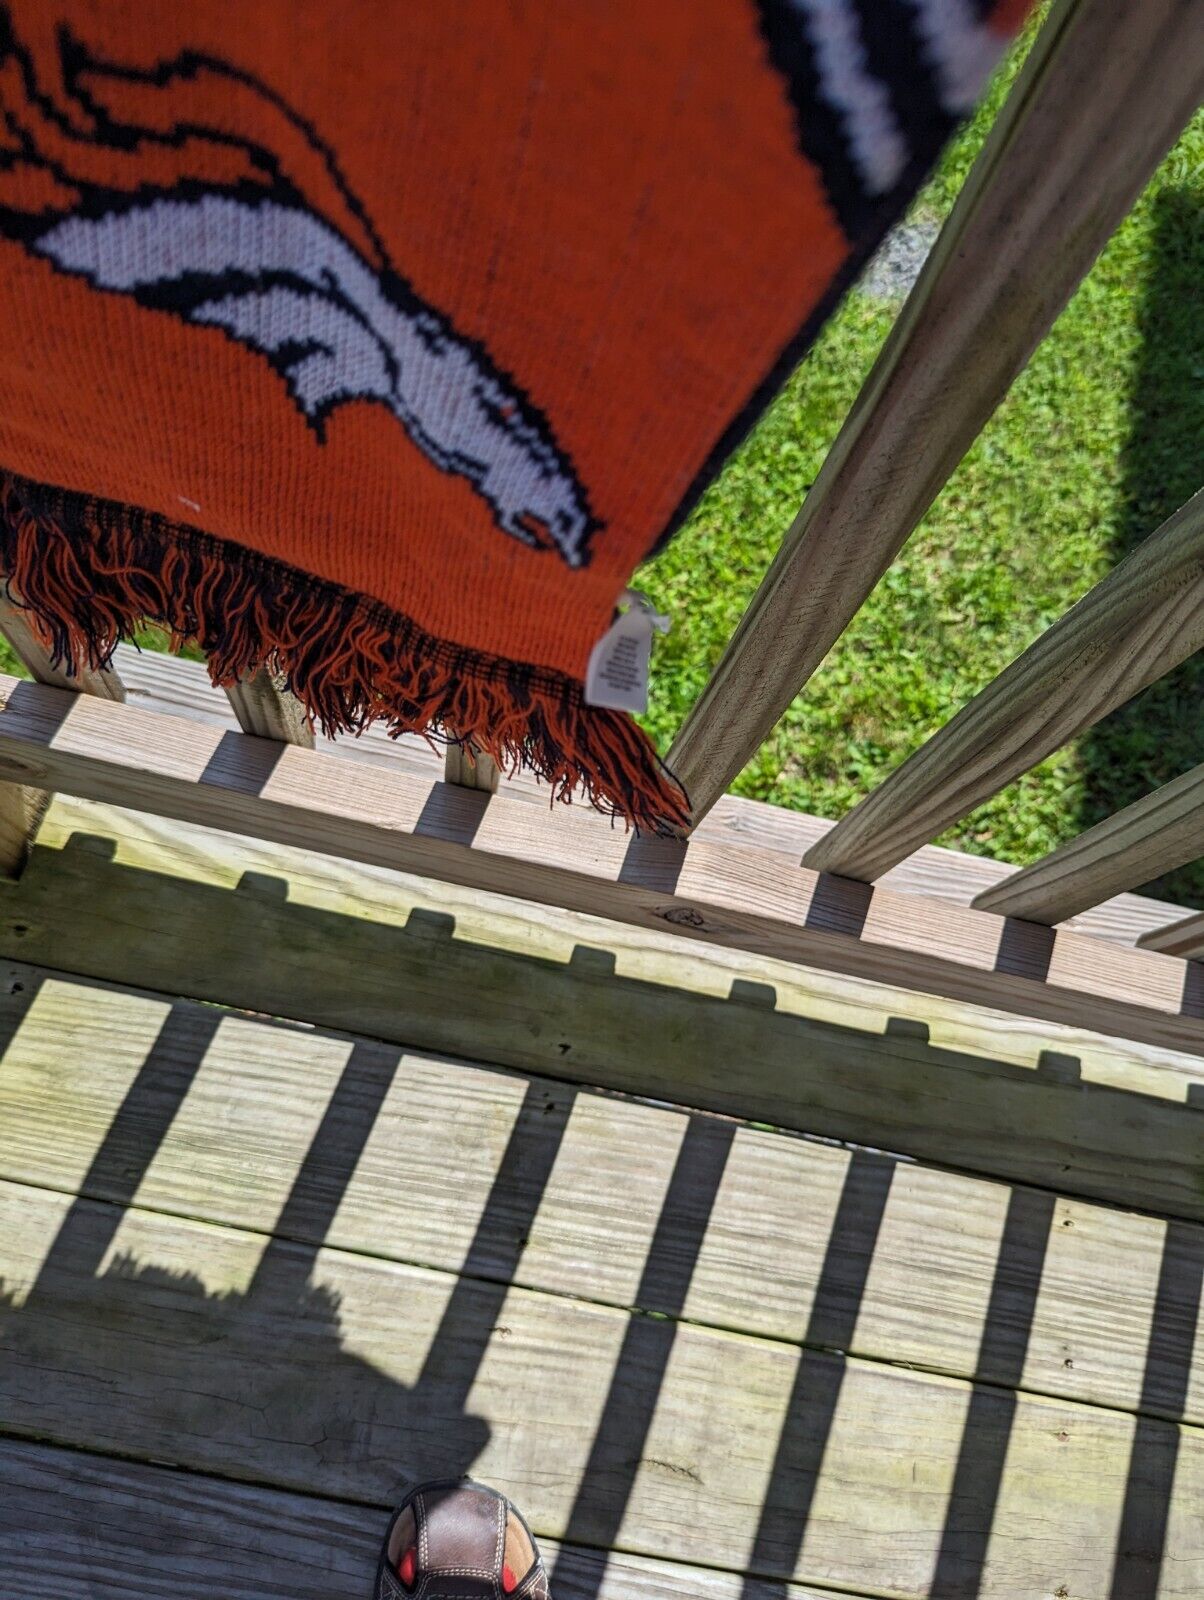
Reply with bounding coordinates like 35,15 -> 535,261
667,0 -> 1204,825
228,671 -> 499,780
0,671 -> 1201,1055
805,490 -> 1204,881
974,761 -> 1204,925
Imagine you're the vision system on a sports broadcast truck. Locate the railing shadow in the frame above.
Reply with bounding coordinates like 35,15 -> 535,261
0,982 -> 501,1490
4,831 -> 1203,1223
0,961 -> 764,1587
734,1149 -> 894,1595
550,1116 -> 736,1594
1107,1210 -> 1204,1600
0,849 -> 1201,1596
928,1187 -> 1056,1598
1080,186 -> 1204,909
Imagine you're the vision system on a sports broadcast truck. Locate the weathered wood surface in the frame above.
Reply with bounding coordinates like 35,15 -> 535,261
2,961 -> 1202,1418
7,799 -> 1204,1219
3,1177 -> 1202,1599
0,590 -> 126,700
698,797 -> 1188,949
669,1 -> 1204,822
36,794 -> 1204,1110
223,667 -> 315,747
975,760 -> 1204,925
115,643 -> 530,792
0,589 -> 125,874
0,676 -> 1200,1060
1141,909 -> 1204,960
810,490 -> 1204,883
444,743 -> 501,792
1,1440 -> 876,1600
0,784 -> 47,879
113,644 -> 1191,951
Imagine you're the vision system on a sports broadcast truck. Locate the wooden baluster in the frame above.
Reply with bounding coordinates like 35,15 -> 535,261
0,585 -> 127,874
443,744 -> 500,793
1138,911 -> 1204,960
667,0 -> 1204,826
806,491 -> 1204,882
974,761 -> 1204,926
224,668 -> 314,747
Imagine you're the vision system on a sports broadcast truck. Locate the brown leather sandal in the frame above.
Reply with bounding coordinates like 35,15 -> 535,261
376,1480 -> 550,1600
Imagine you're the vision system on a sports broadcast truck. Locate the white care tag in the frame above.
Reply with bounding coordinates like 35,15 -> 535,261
584,590 -> 670,714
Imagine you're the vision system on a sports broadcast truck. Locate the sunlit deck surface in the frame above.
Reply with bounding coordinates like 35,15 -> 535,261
2,648 -> 1203,1599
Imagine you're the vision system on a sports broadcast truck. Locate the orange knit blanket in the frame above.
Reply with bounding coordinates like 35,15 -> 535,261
0,0 -> 1027,829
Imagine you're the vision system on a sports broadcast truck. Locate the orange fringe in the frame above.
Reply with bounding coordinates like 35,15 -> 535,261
0,471 -> 690,833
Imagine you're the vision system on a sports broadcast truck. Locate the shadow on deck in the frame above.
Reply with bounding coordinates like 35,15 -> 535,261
0,834 -> 1202,1595
2,829 -> 1204,1220
1081,186 -> 1204,908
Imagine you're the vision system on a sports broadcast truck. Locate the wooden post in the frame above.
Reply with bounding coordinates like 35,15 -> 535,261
973,762 -> 1204,926
667,0 -> 1204,825
224,668 -> 314,747
805,490 -> 1204,881
443,744 -> 500,793
0,784 -> 50,877
0,586 -> 127,874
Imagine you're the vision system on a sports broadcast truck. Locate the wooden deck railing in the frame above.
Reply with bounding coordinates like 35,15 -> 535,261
669,0 -> 1204,823
805,490 -> 1204,882
0,0 -> 1201,998
973,757 -> 1204,924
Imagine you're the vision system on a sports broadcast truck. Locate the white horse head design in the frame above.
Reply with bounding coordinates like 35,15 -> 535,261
0,17 -> 599,567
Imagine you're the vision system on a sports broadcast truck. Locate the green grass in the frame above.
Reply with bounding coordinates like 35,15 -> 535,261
639,37 -> 1204,903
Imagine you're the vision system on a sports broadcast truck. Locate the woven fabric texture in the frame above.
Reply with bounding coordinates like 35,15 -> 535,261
0,0 -> 1028,826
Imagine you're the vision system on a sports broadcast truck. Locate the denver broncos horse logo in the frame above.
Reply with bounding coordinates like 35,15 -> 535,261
0,11 -> 598,566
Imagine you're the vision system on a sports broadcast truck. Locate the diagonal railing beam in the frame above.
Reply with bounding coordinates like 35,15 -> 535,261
668,0 -> 1204,826
806,489 -> 1204,882
974,761 -> 1204,926
1138,910 -> 1204,960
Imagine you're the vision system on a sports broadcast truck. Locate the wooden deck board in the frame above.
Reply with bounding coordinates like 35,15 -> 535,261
0,1439 -> 876,1600
3,1176 -> 1203,1598
0,963 -> 1201,1428
32,794 -> 1204,1096
1,657 -> 1201,1599
114,643 -> 1191,949
2,672 -> 1202,1059
5,799 -> 1204,1224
